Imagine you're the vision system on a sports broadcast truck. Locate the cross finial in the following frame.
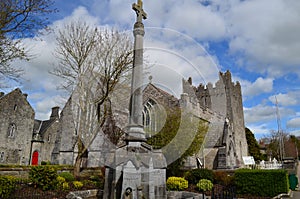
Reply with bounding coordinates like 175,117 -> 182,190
138,0 -> 142,7
132,0 -> 147,22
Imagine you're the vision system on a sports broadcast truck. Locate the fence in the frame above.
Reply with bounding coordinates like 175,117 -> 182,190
257,160 -> 283,170
211,184 -> 236,199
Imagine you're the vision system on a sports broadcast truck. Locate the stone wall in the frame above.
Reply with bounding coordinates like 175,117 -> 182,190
218,71 -> 248,165
181,70 -> 248,169
52,97 -> 77,165
52,96 -> 121,167
0,69 -> 248,170
0,89 -> 34,165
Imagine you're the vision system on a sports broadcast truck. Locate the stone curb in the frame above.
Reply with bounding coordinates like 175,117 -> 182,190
272,190 -> 292,199
66,189 -> 102,199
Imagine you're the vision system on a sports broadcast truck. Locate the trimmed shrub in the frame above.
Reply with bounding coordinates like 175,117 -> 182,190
73,181 -> 84,189
63,182 -> 70,190
185,168 -> 214,184
58,172 -> 75,182
196,179 -> 213,192
57,176 -> 66,184
0,176 -> 17,199
166,177 -> 188,191
41,160 -> 51,165
234,169 -> 289,197
29,166 -> 58,191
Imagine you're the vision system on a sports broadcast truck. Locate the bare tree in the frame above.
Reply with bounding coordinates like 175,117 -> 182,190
265,130 -> 289,161
0,0 -> 55,86
52,21 -> 133,176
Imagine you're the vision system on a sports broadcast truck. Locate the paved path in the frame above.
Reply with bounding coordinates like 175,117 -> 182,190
290,190 -> 300,198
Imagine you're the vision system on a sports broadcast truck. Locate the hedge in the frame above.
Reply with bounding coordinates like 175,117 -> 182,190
184,168 -> 214,184
235,169 -> 289,197
0,176 -> 17,199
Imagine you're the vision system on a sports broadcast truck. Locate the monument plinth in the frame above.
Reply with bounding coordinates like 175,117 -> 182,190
104,1 -> 167,198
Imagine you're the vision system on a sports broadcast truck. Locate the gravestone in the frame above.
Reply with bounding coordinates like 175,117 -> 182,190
103,1 -> 167,198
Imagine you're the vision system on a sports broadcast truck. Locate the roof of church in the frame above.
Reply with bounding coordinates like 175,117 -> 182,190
143,83 -> 179,107
0,88 -> 34,112
33,118 -> 58,138
144,83 -> 177,98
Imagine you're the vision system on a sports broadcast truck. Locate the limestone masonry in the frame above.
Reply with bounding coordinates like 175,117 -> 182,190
0,70 -> 248,169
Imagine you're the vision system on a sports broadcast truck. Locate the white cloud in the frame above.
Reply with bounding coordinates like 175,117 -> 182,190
288,129 -> 300,137
226,0 -> 300,76
244,104 -> 295,124
8,6 -> 102,120
287,117 -> 300,129
269,92 -> 300,106
244,103 -> 298,138
164,0 -> 226,40
144,28 -> 220,97
66,0 -> 300,80
246,124 -> 270,139
240,77 -> 273,97
244,105 -> 276,124
53,6 -> 99,28
100,0 -> 227,40
6,0 -> 300,135
34,95 -> 66,120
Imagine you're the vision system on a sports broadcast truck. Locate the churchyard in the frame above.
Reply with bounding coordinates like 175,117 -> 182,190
1,0 -> 299,198
0,163 -> 293,199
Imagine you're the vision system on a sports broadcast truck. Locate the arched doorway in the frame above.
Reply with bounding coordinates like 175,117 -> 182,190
31,151 -> 39,165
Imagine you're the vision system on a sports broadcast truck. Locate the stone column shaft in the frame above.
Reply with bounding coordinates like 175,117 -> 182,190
127,22 -> 146,141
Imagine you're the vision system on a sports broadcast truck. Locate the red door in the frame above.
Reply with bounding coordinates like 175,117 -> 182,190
31,151 -> 39,165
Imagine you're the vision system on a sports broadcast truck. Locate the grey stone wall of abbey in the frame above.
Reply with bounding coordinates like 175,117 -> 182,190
182,70 -> 248,168
0,89 -> 34,165
0,70 -> 248,169
51,98 -> 77,165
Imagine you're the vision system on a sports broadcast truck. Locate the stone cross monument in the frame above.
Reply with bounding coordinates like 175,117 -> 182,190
104,1 -> 167,199
127,0 -> 147,143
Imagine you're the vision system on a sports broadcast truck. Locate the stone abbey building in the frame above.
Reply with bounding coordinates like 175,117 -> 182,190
0,70 -> 248,169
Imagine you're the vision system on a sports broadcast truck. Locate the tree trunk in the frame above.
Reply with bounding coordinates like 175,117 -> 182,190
74,154 -> 83,177
73,146 -> 88,177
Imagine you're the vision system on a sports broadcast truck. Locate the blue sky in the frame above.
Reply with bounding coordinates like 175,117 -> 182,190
2,0 -> 300,139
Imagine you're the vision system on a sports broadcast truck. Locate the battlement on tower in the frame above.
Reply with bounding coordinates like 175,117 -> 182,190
181,70 -> 247,169
182,70 -> 243,116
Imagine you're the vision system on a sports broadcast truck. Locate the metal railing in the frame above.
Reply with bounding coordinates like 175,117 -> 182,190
211,184 -> 236,199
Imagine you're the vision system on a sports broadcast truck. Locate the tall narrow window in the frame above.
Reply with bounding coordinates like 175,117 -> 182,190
0,152 -> 4,162
8,123 -> 16,138
142,99 -> 165,137
143,99 -> 157,134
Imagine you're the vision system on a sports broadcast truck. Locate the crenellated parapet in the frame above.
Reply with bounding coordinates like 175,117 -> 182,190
181,70 -> 248,169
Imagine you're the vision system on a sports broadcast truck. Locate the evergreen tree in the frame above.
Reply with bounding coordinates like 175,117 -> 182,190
245,127 -> 264,161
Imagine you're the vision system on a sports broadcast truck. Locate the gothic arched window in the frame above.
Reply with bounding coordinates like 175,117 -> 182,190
143,99 -> 166,138
8,123 -> 16,138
